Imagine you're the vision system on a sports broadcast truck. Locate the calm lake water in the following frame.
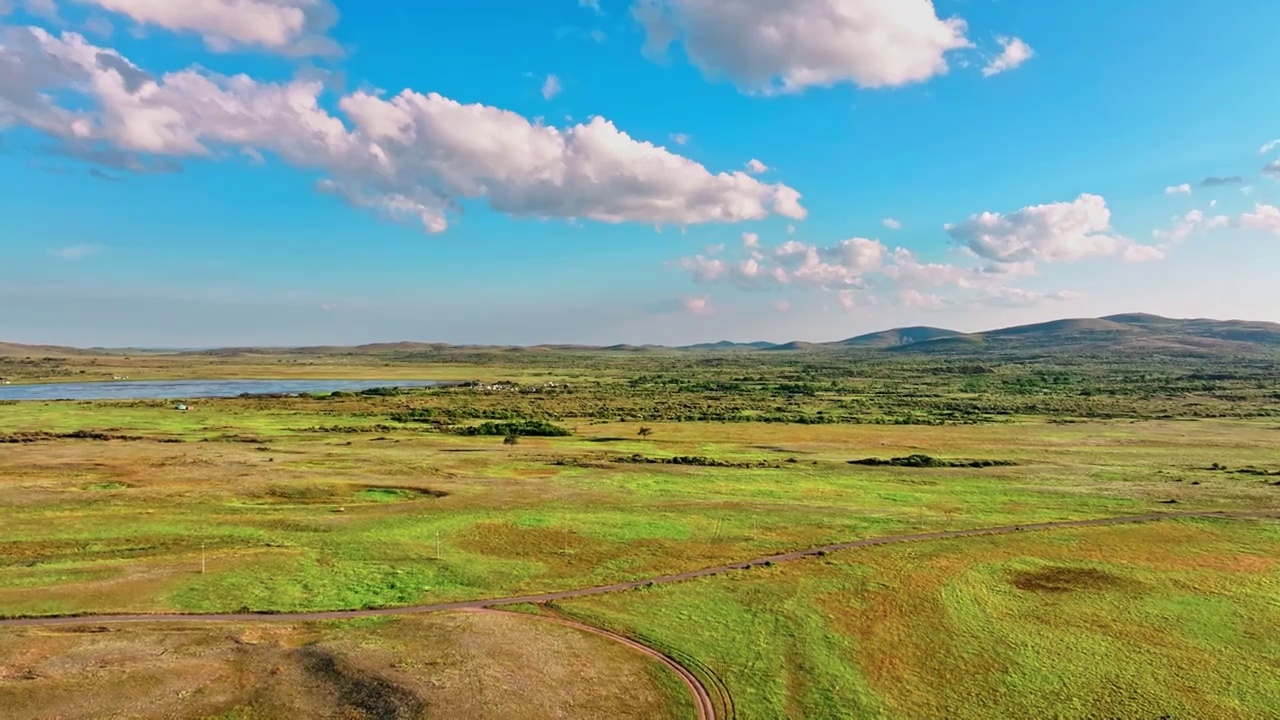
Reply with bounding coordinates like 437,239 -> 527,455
0,379 -> 443,401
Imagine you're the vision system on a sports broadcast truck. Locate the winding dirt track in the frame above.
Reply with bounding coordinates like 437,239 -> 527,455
466,608 -> 718,720
3,510 -> 1278,719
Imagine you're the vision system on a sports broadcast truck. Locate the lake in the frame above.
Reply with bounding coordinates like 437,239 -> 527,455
0,379 -> 444,401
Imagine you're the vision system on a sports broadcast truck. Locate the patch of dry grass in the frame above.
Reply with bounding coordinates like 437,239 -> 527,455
0,611 -> 691,720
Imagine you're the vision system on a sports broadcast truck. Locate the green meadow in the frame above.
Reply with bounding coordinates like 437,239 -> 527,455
2,351 -> 1278,717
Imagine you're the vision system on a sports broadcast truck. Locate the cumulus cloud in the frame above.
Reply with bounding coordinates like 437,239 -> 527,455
1121,244 -> 1166,262
541,73 -> 562,100
1201,175 -> 1244,187
982,36 -> 1033,77
673,225 -> 1114,313
683,294 -> 715,316
836,289 -> 857,310
1153,209 -> 1230,244
0,26 -> 806,232
1165,183 -> 1191,195
72,0 -> 343,56
666,194 -> 1154,308
51,243 -> 100,259
945,194 -> 1162,263
898,288 -> 947,310
744,158 -> 767,174
1239,203 -> 1280,237
882,217 -> 902,229
979,287 -> 1080,308
669,132 -> 689,145
633,0 -> 972,93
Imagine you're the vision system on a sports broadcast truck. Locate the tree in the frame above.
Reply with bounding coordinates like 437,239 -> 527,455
638,427 -> 653,438
503,433 -> 520,447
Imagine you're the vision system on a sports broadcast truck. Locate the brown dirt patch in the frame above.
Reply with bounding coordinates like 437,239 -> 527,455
0,612 -> 688,720
1009,566 -> 1128,593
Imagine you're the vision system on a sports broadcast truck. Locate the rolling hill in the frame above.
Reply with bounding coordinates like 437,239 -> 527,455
0,342 -> 87,357
834,326 -> 962,348
886,314 -> 1280,355
6,314 -> 1280,358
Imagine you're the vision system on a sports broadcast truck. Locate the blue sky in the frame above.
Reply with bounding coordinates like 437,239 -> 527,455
2,0 -> 1279,347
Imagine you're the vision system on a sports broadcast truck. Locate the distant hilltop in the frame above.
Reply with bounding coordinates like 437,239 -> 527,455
4,313 -> 1280,358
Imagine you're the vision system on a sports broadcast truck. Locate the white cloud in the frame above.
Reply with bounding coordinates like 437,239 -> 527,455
14,0 -> 58,21
1260,139 -> 1280,156
1263,160 -> 1280,180
1121,244 -> 1166,262
541,73 -> 562,100
669,132 -> 689,145
0,27 -> 806,233
982,36 -> 1033,77
51,243 -> 100,259
946,193 -> 1158,264
741,231 -> 759,247
676,212 -> 1162,315
83,15 -> 115,37
744,158 -> 767,174
898,288 -> 947,310
633,0 -> 972,93
1165,183 -> 1191,195
579,0 -> 602,14
73,0 -> 342,56
979,287 -> 1080,308
704,243 -> 724,255
1153,209 -> 1230,244
836,289 -> 857,310
677,255 -> 726,282
882,217 -> 902,229
1239,204 -> 1280,237
683,295 -> 715,316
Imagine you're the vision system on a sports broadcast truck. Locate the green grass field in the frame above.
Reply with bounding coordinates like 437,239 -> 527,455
559,517 -> 1280,718
2,356 -> 1279,718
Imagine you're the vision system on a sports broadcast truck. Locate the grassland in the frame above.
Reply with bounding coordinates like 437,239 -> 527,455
558,516 -> 1280,718
2,348 -> 1278,718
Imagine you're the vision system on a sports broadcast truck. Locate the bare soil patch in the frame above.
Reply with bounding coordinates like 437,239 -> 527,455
1010,566 -> 1128,593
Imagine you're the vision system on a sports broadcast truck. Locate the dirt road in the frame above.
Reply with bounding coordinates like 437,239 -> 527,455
466,609 -> 718,720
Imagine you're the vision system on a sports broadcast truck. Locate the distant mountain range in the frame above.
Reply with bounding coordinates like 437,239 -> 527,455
5,314 -> 1280,357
